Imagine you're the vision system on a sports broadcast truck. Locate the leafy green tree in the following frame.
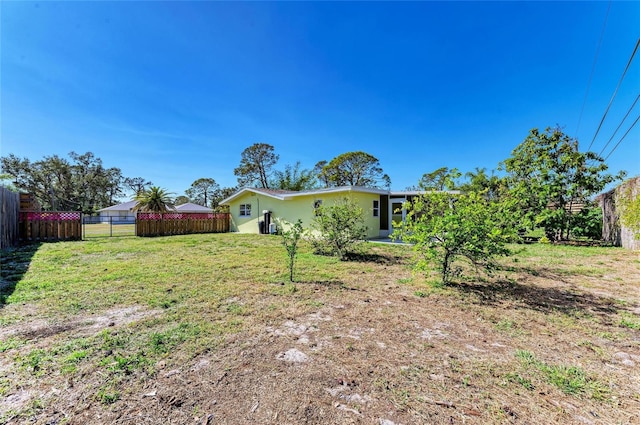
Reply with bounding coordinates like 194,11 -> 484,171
0,154 -> 29,188
185,178 -> 220,207
0,173 -> 17,191
133,186 -> 175,213
0,151 -> 126,212
394,192 -> 513,284
278,219 -> 305,282
459,168 -> 506,201
317,151 -> 390,188
413,167 -> 461,191
124,177 -> 153,196
9,154 -> 74,211
503,127 -> 623,241
103,167 -> 125,205
174,195 -> 190,205
271,161 -> 317,191
234,143 -> 279,188
310,197 -> 368,260
69,151 -> 124,212
570,204 -> 603,240
211,186 -> 237,212
313,161 -> 331,187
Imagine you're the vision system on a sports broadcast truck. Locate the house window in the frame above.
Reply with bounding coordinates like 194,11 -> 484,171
313,200 -> 323,216
239,204 -> 252,217
373,200 -> 379,217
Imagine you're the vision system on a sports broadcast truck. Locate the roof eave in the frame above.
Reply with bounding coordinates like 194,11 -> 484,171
220,188 -> 286,205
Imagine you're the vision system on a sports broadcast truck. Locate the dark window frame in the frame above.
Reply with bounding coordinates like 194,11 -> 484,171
239,203 -> 252,217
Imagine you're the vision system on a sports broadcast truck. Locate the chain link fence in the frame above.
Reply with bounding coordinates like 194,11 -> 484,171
83,215 -> 136,238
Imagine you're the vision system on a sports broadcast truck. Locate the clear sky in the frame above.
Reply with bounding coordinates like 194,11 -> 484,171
2,1 -> 639,198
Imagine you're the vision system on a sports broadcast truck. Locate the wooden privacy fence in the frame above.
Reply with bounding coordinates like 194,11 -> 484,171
1,187 -> 20,249
19,212 -> 82,242
0,186 -> 20,249
599,177 -> 640,250
136,212 -> 229,237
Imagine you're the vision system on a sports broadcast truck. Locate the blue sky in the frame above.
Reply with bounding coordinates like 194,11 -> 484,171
2,1 -> 639,198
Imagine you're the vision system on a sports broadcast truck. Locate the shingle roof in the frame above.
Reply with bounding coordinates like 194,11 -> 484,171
98,200 -> 139,212
175,202 -> 213,212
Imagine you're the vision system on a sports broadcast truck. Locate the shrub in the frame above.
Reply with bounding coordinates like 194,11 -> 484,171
570,205 -> 602,240
310,197 -> 367,260
394,192 -> 513,284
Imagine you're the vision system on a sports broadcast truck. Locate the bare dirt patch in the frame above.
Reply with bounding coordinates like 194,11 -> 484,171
1,305 -> 159,342
0,305 -> 160,419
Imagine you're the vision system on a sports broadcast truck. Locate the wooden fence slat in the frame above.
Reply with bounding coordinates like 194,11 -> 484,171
18,211 -> 82,243
135,212 -> 230,237
1,187 -> 20,249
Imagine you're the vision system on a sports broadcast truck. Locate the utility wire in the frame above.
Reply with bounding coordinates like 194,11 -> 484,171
597,94 -> 640,158
603,114 -> 640,161
576,0 -> 611,139
587,37 -> 640,151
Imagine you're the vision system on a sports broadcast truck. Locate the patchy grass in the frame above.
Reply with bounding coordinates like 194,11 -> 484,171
1,234 -> 639,424
515,350 -> 610,399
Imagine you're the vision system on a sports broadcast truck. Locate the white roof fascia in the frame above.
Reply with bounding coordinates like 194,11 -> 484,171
281,186 -> 388,199
221,186 -> 389,204
220,188 -> 287,205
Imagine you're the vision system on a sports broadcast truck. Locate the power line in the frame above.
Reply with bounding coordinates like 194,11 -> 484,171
597,94 -> 640,158
587,37 -> 640,151
575,0 -> 611,139
603,114 -> 640,161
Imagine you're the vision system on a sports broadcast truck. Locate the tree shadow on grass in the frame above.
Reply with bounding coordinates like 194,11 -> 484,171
342,251 -> 404,265
452,278 -> 621,319
301,280 -> 365,291
0,243 -> 42,308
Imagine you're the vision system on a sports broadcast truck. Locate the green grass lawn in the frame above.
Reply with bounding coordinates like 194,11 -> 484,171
82,223 -> 136,238
1,234 -> 639,424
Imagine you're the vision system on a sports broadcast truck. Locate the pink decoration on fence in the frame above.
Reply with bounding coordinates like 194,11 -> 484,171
20,212 -> 81,221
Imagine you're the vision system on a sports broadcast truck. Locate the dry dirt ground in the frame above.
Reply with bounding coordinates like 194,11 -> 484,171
2,247 -> 640,424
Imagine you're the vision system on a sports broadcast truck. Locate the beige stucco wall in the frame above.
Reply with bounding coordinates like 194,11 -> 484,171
227,191 -> 382,239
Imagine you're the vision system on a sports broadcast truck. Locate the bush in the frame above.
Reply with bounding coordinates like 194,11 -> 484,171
394,192 -> 513,284
570,206 -> 602,240
310,197 -> 367,260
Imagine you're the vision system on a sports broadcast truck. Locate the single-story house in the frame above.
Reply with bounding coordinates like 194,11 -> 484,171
97,201 -> 213,222
97,200 -> 138,223
220,186 -> 425,238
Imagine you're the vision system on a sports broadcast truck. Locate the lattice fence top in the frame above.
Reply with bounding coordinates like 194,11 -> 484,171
137,212 -> 228,221
20,211 -> 82,221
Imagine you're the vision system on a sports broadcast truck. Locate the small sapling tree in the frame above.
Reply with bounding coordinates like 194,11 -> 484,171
394,191 -> 513,284
278,219 -> 305,283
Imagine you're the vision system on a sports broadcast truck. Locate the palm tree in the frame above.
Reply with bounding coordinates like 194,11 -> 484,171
133,186 -> 174,212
